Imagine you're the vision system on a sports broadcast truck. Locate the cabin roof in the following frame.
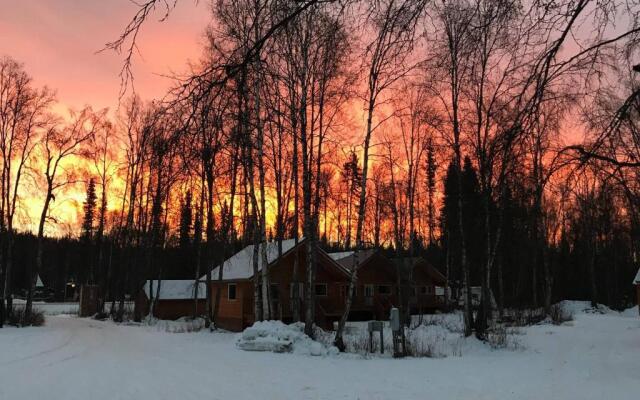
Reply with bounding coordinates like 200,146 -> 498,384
202,238 -> 303,281
143,280 -> 206,300
328,251 -> 354,261
329,249 -> 378,271
392,257 -> 447,284
633,268 -> 640,285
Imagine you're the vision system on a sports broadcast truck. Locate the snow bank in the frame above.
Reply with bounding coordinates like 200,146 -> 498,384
237,320 -> 339,356
621,305 -> 639,317
12,299 -> 78,316
148,317 -> 206,333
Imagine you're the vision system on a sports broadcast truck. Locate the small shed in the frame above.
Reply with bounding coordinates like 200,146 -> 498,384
137,280 -> 207,320
633,268 -> 640,315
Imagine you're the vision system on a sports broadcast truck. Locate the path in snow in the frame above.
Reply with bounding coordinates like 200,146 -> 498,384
0,307 -> 638,400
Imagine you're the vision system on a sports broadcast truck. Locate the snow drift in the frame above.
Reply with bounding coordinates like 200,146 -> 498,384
237,320 -> 339,356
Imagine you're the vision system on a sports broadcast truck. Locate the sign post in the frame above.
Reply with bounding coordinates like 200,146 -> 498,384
390,307 -> 406,358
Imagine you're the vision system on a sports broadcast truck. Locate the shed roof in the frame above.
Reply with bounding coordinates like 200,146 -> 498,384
143,280 -> 206,300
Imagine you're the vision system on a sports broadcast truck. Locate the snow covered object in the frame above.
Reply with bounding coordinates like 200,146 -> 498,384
236,320 -> 338,356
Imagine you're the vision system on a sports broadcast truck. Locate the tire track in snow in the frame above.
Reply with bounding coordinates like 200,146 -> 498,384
0,327 -> 77,366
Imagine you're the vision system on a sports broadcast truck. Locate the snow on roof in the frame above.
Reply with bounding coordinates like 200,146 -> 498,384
202,238 -> 302,281
143,280 -> 206,300
332,249 -> 378,271
328,251 -> 354,261
633,268 -> 640,285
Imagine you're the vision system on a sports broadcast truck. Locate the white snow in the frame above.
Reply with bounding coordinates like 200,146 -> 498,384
633,268 -> 640,284
202,238 -> 301,281
12,299 -> 79,315
0,302 -> 638,399
237,320 -> 339,356
327,251 -> 354,261
143,280 -> 206,300
35,275 -> 44,288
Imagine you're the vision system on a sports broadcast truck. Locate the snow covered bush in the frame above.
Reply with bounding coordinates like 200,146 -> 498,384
9,306 -> 45,327
237,321 -> 339,356
486,325 -> 523,350
501,308 -> 547,326
549,303 -> 574,325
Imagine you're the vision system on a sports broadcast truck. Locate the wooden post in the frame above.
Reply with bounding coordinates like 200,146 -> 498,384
369,330 -> 373,353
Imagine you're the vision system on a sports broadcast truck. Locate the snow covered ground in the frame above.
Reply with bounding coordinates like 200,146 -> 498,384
0,303 -> 638,400
12,299 -> 80,315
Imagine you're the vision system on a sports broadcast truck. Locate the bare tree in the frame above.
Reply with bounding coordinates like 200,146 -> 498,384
335,0 -> 424,350
25,107 -> 101,320
0,57 -> 55,325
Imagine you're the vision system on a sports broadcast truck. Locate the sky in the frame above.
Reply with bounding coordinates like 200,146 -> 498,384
0,0 -> 211,112
0,1 -> 211,235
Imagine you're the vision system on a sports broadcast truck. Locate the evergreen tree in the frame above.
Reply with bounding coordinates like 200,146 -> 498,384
425,137 -> 437,245
81,179 -> 97,241
179,190 -> 193,249
441,158 -> 484,294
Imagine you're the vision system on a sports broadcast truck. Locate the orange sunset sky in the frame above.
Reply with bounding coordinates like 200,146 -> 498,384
0,1 -> 597,238
0,1 -> 213,235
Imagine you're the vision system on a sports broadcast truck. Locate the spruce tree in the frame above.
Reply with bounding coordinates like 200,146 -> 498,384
81,179 -> 97,241
179,190 -> 193,249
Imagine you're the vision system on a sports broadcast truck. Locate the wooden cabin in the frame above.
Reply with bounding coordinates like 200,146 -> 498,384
634,268 -> 640,315
392,257 -> 448,314
136,280 -> 207,320
204,238 -> 351,331
329,249 -> 399,321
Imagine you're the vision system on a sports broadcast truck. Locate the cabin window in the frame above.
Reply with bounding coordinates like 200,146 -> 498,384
364,284 -> 374,297
290,283 -> 304,299
228,283 -> 237,300
315,283 -> 328,296
270,284 -> 280,300
341,284 -> 357,298
377,285 -> 392,295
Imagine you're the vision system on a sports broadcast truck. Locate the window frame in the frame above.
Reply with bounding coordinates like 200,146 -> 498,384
289,282 -> 304,299
314,283 -> 328,297
364,284 -> 374,298
270,283 -> 280,300
377,285 -> 392,296
227,283 -> 237,301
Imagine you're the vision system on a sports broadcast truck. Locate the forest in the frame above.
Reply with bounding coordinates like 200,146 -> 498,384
0,0 -> 639,344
